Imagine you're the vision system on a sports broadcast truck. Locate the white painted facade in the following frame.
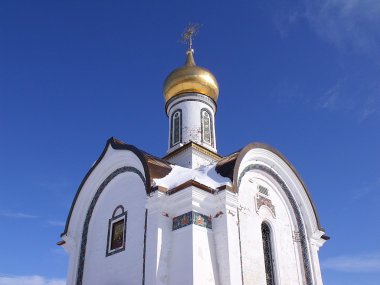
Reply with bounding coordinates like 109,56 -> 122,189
61,141 -> 327,285
61,51 -> 328,285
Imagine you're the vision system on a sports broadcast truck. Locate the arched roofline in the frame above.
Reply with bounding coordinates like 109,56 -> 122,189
216,142 -> 326,234
60,137 -> 152,237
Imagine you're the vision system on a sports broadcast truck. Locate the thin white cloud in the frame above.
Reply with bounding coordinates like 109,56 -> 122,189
316,80 -> 379,122
0,275 -> 65,285
0,211 -> 38,219
351,177 -> 380,200
358,96 -> 379,122
273,0 -> 380,55
322,252 -> 380,272
317,80 -> 356,113
50,247 -> 66,255
319,84 -> 341,111
305,0 -> 380,54
47,220 -> 65,227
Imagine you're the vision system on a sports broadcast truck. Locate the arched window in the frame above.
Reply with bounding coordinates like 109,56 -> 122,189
262,223 -> 275,285
106,205 -> 127,256
201,109 -> 213,146
171,109 -> 182,147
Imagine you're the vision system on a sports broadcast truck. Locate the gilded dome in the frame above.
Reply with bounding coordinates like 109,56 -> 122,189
163,50 -> 219,104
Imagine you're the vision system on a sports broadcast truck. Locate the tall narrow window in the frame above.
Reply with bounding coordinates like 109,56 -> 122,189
106,205 -> 127,256
262,223 -> 275,285
201,109 -> 213,146
171,110 -> 182,147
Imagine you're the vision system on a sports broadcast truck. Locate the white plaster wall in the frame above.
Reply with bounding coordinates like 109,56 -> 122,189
238,175 -> 301,285
193,226 -> 219,285
82,171 -> 146,285
63,146 -> 147,285
168,226 -> 193,285
235,147 -> 327,285
213,191 -> 243,285
167,93 -> 217,153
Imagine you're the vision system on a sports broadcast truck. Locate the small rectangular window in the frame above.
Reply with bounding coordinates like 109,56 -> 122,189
110,219 -> 125,250
106,206 -> 127,257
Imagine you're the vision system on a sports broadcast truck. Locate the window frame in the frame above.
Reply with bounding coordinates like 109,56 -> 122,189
170,109 -> 182,147
200,108 -> 213,147
106,205 -> 127,257
262,222 -> 276,285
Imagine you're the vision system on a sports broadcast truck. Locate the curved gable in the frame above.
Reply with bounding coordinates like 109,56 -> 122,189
216,142 -> 327,235
61,137 -> 165,237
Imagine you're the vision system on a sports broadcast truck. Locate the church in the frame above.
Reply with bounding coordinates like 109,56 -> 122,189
59,28 -> 329,285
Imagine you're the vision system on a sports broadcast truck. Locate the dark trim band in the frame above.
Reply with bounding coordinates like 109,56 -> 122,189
142,209 -> 148,285
165,93 -> 216,115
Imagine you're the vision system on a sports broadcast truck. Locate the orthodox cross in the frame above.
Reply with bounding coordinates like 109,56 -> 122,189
181,23 -> 201,50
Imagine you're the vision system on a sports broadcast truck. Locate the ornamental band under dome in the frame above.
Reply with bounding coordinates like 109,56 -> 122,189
59,27 -> 329,285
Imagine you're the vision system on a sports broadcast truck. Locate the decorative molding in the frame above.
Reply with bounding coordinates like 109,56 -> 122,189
164,141 -> 221,161
167,179 -> 216,195
293,231 -> 301,243
165,93 -> 217,115
76,166 -> 146,285
172,211 -> 212,231
256,194 -> 276,217
238,164 -> 313,285
258,185 -> 269,196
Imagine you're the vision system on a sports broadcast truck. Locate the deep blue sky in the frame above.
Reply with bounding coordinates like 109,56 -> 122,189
1,1 -> 379,284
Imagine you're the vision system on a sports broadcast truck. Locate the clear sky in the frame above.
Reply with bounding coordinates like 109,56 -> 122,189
0,1 -> 379,284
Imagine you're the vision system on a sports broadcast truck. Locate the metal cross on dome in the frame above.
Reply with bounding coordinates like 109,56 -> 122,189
181,23 -> 201,50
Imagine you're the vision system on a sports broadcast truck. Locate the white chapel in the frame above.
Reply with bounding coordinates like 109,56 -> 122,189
59,29 -> 329,285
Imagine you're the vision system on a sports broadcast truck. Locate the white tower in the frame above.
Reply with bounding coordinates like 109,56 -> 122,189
163,26 -> 220,169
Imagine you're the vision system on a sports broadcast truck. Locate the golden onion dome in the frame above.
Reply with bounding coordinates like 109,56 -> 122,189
163,49 -> 219,104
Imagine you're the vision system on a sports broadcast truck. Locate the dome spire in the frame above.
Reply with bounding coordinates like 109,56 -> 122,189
185,49 -> 196,66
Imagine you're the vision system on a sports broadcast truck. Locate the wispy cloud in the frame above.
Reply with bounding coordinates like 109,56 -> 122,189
50,247 -> 66,255
273,0 -> 380,56
316,79 -> 379,122
47,220 -> 65,227
359,96 -> 380,122
0,275 -> 65,285
319,84 -> 342,111
305,0 -> 380,54
351,177 -> 380,200
0,211 -> 38,219
271,1 -> 380,122
322,252 -> 380,272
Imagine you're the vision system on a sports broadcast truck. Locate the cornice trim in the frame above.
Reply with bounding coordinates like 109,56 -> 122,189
164,141 -> 221,161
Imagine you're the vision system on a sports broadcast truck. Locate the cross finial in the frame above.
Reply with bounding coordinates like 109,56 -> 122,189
181,23 -> 201,52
